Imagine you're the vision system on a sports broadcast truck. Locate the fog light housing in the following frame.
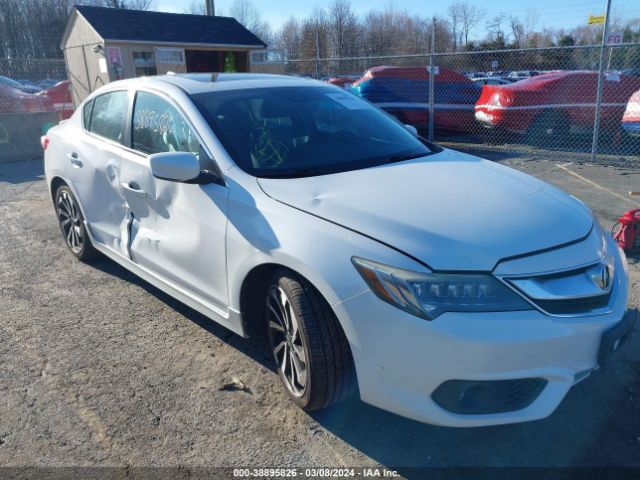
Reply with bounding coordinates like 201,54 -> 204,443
431,378 -> 547,415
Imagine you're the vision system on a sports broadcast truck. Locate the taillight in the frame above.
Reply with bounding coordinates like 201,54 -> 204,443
41,135 -> 49,150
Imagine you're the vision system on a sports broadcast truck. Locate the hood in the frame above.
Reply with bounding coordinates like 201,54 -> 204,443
257,150 -> 593,271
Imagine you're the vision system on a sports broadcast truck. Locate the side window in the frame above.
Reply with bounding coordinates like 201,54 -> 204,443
88,91 -> 128,144
132,91 -> 201,157
83,99 -> 94,130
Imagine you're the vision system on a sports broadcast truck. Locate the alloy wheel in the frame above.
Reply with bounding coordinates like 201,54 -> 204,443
267,286 -> 308,397
57,190 -> 84,254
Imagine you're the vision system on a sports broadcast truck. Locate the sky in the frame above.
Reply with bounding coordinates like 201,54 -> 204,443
155,0 -> 640,38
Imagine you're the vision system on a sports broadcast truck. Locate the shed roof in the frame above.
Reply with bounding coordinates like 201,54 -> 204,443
72,5 -> 266,48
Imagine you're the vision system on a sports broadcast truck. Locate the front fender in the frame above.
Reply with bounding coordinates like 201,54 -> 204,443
224,170 -> 427,341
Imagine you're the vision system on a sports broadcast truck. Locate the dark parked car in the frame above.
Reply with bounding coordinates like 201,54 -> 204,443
351,66 -> 481,132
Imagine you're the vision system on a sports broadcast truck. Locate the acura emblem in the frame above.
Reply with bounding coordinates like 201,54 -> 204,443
591,265 -> 611,290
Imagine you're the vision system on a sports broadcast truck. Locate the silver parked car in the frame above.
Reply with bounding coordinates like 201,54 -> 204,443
43,73 -> 633,427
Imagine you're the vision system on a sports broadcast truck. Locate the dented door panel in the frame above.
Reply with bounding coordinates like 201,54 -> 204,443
120,160 -> 230,310
66,134 -> 128,252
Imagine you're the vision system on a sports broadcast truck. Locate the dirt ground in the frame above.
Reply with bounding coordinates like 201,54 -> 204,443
0,153 -> 639,479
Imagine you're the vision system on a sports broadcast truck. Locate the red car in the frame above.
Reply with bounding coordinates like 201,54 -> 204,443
327,76 -> 360,90
475,71 -> 640,138
39,80 -> 74,119
0,84 -> 52,113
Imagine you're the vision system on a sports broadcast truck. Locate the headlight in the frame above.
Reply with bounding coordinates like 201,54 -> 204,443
352,257 -> 532,320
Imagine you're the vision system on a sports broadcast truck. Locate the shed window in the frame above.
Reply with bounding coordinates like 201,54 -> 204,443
132,51 -> 157,77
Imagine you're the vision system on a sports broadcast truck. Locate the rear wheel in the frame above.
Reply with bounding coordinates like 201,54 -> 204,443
528,111 -> 570,145
266,271 -> 356,411
54,186 -> 97,261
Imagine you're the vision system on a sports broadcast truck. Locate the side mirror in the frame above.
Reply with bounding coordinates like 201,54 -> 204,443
150,151 -> 200,182
149,151 -> 221,184
404,124 -> 418,136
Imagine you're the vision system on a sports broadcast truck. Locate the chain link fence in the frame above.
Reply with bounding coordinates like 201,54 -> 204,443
280,43 -> 640,166
0,58 -> 69,162
2,43 -> 640,165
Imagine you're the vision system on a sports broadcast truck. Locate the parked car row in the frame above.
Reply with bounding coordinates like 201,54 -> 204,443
0,79 -> 73,119
332,66 -> 640,141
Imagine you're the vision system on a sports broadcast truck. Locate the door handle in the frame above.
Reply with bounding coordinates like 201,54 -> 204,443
67,152 -> 82,168
121,182 -> 147,198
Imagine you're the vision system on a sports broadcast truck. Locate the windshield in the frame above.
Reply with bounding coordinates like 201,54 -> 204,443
191,86 -> 438,178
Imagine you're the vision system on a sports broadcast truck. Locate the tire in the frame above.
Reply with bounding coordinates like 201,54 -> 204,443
528,111 -> 570,146
266,271 -> 356,411
54,185 -> 97,261
528,111 -> 571,147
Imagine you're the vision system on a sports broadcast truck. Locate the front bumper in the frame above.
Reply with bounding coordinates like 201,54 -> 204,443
333,255 -> 630,427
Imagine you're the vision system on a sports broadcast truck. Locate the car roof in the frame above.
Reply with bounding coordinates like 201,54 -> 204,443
110,73 -> 323,95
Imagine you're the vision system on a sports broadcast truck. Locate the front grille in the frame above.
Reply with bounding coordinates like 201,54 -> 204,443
535,291 -> 612,315
432,378 -> 547,415
504,260 -> 615,316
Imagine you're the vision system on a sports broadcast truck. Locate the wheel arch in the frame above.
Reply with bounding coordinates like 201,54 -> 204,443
49,176 -> 93,242
49,176 -> 68,202
238,262 -> 349,344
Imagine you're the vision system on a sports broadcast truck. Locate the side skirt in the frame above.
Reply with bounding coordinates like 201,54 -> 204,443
87,222 -> 246,338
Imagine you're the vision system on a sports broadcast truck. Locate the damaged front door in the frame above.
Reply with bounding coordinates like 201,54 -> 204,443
119,90 -> 230,310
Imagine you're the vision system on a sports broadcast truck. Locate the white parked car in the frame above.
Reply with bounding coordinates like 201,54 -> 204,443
43,73 -> 634,427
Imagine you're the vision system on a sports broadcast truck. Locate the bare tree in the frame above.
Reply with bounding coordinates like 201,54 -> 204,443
277,17 -> 302,59
184,0 -> 205,15
447,2 -> 462,51
523,9 -> 539,46
101,0 -> 156,9
486,13 -> 506,46
230,0 -> 272,45
509,15 -> 524,47
300,7 -> 329,59
328,0 -> 358,58
459,2 -> 485,47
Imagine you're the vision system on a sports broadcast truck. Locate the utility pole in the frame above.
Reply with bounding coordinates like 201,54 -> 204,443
316,31 -> 321,80
428,17 -> 436,142
590,0 -> 612,163
205,0 -> 215,16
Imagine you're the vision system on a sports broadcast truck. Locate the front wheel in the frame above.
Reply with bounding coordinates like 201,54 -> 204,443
54,186 -> 97,261
266,271 -> 356,411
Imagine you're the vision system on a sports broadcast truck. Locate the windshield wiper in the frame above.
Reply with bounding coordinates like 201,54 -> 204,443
259,167 -> 320,179
384,152 -> 429,164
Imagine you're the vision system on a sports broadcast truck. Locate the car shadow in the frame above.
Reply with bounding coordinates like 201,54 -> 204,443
0,158 -> 45,184
87,254 -> 276,372
87,252 -> 639,476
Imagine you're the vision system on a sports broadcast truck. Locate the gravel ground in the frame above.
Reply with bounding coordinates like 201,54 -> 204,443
0,155 -> 639,479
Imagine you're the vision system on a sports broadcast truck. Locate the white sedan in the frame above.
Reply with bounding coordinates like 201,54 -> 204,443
43,73 -> 634,427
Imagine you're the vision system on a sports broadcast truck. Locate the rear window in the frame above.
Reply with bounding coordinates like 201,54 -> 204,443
82,99 -> 94,129
88,91 -> 128,144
